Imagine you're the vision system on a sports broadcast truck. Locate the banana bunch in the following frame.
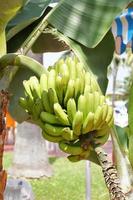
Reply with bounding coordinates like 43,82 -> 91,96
19,56 -> 114,162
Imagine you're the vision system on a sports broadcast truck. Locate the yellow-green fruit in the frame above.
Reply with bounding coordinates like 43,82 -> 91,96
54,103 -> 70,126
72,111 -> 83,136
43,123 -> 65,136
59,141 -> 83,155
62,127 -> 78,141
40,111 -> 61,125
42,131 -> 63,143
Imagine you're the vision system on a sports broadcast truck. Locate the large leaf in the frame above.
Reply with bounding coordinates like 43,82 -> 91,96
48,0 -> 131,48
6,0 -> 52,41
42,29 -> 114,94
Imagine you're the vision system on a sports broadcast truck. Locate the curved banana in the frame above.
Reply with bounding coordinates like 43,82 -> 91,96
40,73 -> 48,93
40,111 -> 61,125
82,112 -> 94,134
94,106 -> 103,129
23,80 -> 33,99
78,95 -> 87,120
93,92 -> 100,112
42,130 -> 63,143
48,88 -> 59,113
67,98 -> 77,124
105,106 -> 114,126
47,69 -> 56,89
19,97 -> 28,111
64,79 -> 75,107
94,132 -> 109,146
59,141 -> 83,155
29,76 -> 41,99
54,103 -> 70,126
55,75 -> 64,105
41,90 -> 53,113
43,123 -> 65,136
62,127 -> 78,141
32,98 -> 43,120
72,111 -> 83,136
67,155 -> 80,162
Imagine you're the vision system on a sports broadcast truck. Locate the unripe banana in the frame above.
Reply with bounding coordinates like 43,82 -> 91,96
84,85 -> 92,96
54,103 -> 70,126
72,111 -> 83,136
105,106 -> 114,126
78,95 -> 87,120
82,112 -> 94,134
85,72 -> 91,86
59,141 -> 83,155
62,127 -> 78,141
90,76 -> 100,92
67,59 -> 77,80
67,98 -> 77,124
48,88 -> 59,113
43,123 -> 64,136
23,80 -> 33,99
55,59 -> 64,74
19,97 -> 28,110
74,78 -> 82,100
60,63 -> 70,94
85,93 -> 94,113
42,130 -> 63,143
99,95 -> 106,105
29,76 -> 41,99
47,69 -> 56,89
40,73 -> 48,93
41,90 -> 53,113
64,79 -> 75,107
93,92 -> 101,112
55,75 -> 64,105
40,111 -> 61,125
32,99 -> 43,120
67,155 -> 81,162
94,106 -> 103,129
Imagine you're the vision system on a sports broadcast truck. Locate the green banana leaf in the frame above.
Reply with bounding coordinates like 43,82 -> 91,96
0,0 -> 27,55
6,0 -> 52,41
40,29 -> 114,94
48,0 -> 131,48
115,125 -> 129,155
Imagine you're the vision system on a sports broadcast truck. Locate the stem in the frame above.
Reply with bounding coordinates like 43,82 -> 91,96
94,146 -> 126,200
21,20 -> 49,55
111,128 -> 133,193
0,30 -> 6,57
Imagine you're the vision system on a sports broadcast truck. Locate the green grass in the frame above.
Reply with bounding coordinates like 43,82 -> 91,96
3,152 -> 109,200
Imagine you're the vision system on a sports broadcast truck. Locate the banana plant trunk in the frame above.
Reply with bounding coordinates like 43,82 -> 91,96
8,122 -> 52,178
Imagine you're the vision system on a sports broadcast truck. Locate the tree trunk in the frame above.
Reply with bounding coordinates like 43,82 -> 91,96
8,122 -> 52,178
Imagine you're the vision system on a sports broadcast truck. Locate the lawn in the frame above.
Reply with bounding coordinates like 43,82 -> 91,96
3,152 -> 109,200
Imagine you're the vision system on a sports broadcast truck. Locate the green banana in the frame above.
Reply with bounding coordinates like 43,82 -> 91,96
67,155 -> 81,162
90,76 -> 100,92
78,95 -> 87,120
99,95 -> 106,105
94,106 -> 103,129
84,85 -> 92,96
64,79 -> 75,107
29,76 -> 41,99
85,93 -> 94,113
40,111 -> 61,125
62,127 -> 78,141
74,78 -> 82,100
60,63 -> 70,94
23,80 -> 33,99
47,69 -> 56,89
32,98 -> 43,120
93,92 -> 100,112
72,111 -> 83,136
42,130 -> 63,143
67,59 -> 77,80
40,73 -> 48,93
67,98 -> 77,124
55,75 -> 64,105
54,103 -> 70,126
41,90 -> 53,113
82,112 -> 94,134
48,88 -> 59,113
85,72 -> 91,86
43,123 -> 64,136
59,140 -> 83,155
19,97 -> 28,110
105,106 -> 114,126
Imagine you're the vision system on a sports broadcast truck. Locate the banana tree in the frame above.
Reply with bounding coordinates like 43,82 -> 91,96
1,0 -> 133,199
